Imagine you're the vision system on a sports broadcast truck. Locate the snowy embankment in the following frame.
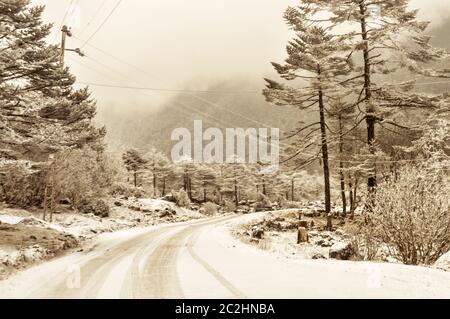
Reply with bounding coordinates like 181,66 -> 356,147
199,213 -> 450,298
0,199 -> 203,280
231,210 -> 450,271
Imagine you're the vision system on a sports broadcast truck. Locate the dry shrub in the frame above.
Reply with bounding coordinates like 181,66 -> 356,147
201,202 -> 218,216
172,189 -> 190,208
254,193 -> 271,212
362,165 -> 450,265
109,182 -> 147,198
282,201 -> 301,209
0,162 -> 45,207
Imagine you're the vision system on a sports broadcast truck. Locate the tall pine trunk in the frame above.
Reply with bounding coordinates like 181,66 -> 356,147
162,177 -> 166,196
291,178 -> 295,202
317,66 -> 332,230
348,180 -> 354,219
234,179 -> 239,212
359,1 -> 377,197
338,115 -> 347,216
153,171 -> 157,197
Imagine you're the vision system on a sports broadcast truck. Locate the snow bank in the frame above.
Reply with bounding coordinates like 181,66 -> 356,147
0,214 -> 24,225
434,251 -> 450,271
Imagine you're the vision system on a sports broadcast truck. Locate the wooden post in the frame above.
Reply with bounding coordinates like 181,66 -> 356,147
297,227 -> 308,244
297,212 -> 309,244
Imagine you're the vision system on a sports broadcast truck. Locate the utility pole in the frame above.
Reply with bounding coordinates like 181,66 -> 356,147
60,25 -> 85,67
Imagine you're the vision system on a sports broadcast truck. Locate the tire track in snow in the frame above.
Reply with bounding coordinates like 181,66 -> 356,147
186,230 -> 247,299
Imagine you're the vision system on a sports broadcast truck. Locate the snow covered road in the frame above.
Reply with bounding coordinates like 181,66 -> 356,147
0,214 -> 449,299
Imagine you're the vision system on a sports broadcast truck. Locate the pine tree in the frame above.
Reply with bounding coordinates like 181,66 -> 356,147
303,0 -> 450,195
0,0 -> 105,164
222,161 -> 252,212
122,149 -> 147,187
264,5 -> 352,230
145,148 -> 171,197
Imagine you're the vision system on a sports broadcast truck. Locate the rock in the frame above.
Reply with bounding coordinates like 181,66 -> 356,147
30,235 -> 37,240
252,227 -> 264,239
129,205 -> 141,212
159,208 -> 176,218
302,210 -> 315,217
265,220 -> 282,231
114,201 -> 122,207
59,198 -> 71,205
312,253 -> 326,260
334,229 -> 346,236
190,205 -> 200,211
315,239 -> 333,248
434,251 -> 450,271
329,242 -> 356,260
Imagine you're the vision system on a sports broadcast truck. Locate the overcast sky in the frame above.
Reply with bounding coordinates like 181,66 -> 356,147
32,0 -> 450,115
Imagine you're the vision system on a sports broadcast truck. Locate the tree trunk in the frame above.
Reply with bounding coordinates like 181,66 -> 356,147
318,66 -> 332,231
262,181 -> 267,196
338,116 -> 347,216
153,172 -> 157,197
203,186 -> 207,203
187,176 -> 193,200
133,171 -> 137,188
162,177 -> 166,196
183,174 -> 188,192
291,178 -> 295,202
359,1 -> 377,197
348,180 -> 354,219
350,175 -> 359,220
234,179 -> 239,212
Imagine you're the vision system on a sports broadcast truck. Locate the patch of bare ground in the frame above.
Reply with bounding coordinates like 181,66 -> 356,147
0,221 -> 78,280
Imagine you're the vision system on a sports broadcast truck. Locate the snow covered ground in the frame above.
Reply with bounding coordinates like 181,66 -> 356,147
1,211 -> 448,299
186,215 -> 450,298
0,199 -> 204,280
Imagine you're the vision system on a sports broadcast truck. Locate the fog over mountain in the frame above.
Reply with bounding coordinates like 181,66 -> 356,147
31,0 -> 450,154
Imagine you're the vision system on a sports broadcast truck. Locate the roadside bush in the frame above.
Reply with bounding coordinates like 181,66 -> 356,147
221,199 -> 236,213
77,198 -> 110,218
254,193 -> 271,212
0,162 -> 45,207
281,201 -> 301,209
362,165 -> 450,265
201,202 -> 218,216
49,147 -> 115,208
109,182 -> 147,198
172,189 -> 191,208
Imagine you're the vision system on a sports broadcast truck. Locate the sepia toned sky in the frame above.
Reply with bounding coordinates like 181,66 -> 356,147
32,0 -> 450,116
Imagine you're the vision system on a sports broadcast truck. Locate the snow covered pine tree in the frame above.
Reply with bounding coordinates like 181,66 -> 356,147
0,0 -> 105,204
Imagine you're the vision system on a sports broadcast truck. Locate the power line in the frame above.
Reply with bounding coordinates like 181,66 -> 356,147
80,0 -> 123,49
52,0 -> 76,43
75,81 -> 260,94
68,34 -> 449,167
78,0 -> 108,36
